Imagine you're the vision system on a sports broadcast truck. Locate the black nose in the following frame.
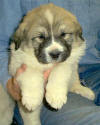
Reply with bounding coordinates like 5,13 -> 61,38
49,50 -> 61,59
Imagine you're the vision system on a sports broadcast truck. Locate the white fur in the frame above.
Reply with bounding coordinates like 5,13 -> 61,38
17,67 -> 44,111
45,42 -> 86,109
45,36 -> 64,62
5,39 -> 95,125
45,10 -> 53,26
8,41 -> 95,125
0,84 -> 14,125
18,103 -> 42,125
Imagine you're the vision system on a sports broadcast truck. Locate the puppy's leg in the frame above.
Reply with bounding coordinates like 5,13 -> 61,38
46,63 -> 72,109
17,67 -> 44,111
0,84 -> 15,125
70,70 -> 95,100
18,102 -> 41,125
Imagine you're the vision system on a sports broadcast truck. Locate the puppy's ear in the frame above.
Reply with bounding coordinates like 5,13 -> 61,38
78,27 -> 84,41
10,22 -> 27,50
75,22 -> 85,45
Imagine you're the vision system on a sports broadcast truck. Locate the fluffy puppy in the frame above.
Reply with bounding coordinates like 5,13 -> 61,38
9,3 -> 95,125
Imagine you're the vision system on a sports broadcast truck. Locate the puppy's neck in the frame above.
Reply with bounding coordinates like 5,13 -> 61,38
43,63 -> 57,84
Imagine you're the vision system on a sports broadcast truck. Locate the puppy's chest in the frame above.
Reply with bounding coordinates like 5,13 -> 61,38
10,50 -> 38,69
10,49 -> 54,74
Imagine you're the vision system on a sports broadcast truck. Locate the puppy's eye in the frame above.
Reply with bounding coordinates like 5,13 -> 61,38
31,34 -> 45,41
38,34 -> 45,40
60,32 -> 72,39
60,32 -> 67,37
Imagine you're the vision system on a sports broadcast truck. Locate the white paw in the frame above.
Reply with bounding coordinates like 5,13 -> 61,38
22,93 -> 43,111
46,87 -> 67,109
71,86 -> 95,100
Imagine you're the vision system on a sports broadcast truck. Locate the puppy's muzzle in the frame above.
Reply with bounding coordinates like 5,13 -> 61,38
49,49 -> 61,60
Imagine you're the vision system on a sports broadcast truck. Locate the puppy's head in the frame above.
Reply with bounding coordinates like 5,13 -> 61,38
12,3 -> 84,64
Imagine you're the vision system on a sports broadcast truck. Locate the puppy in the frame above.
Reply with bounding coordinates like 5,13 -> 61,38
8,3 -> 95,125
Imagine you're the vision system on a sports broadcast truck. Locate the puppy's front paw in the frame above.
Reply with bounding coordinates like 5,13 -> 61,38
22,93 -> 43,111
46,86 -> 67,109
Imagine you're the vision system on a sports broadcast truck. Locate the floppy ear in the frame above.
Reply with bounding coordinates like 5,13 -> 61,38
78,28 -> 84,41
75,22 -> 85,45
10,22 -> 27,50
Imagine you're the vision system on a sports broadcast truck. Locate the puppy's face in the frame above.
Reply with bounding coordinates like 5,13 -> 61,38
12,4 -> 84,64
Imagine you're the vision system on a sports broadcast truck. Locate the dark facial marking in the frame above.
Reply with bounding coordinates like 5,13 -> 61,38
79,32 -> 84,41
55,37 -> 72,58
10,36 -> 22,50
33,28 -> 73,64
10,27 -> 27,50
34,36 -> 52,64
